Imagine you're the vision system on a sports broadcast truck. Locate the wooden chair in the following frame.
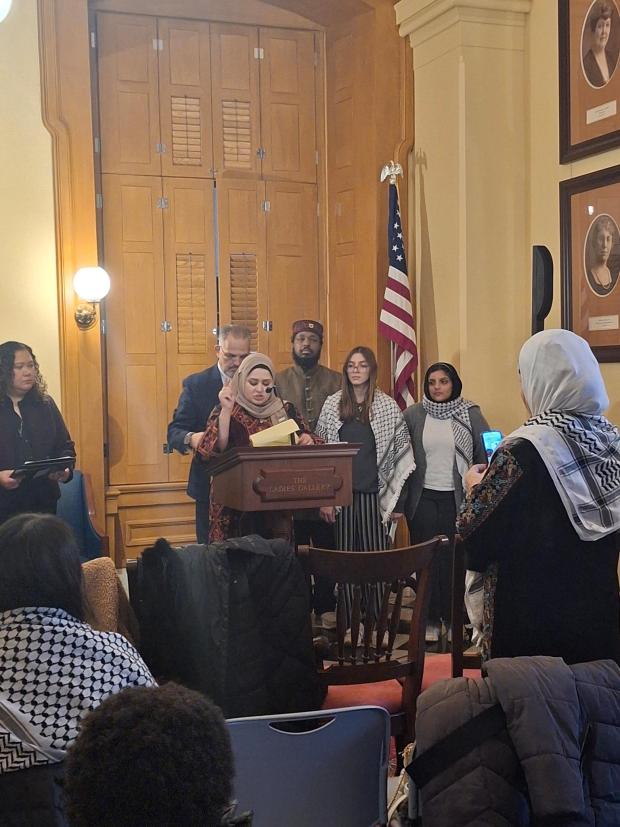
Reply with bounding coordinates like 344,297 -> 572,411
298,535 -> 449,750
420,535 -> 482,691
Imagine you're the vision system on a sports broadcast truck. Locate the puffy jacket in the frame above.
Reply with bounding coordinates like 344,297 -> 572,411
412,656 -> 620,826
0,763 -> 67,826
135,535 -> 326,717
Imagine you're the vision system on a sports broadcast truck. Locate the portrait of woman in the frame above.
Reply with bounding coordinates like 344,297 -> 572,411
0,341 -> 75,525
197,352 -> 319,542
584,213 -> 620,296
581,0 -> 620,88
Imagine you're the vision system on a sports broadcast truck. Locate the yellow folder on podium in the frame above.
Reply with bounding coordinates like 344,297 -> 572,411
249,418 -> 300,447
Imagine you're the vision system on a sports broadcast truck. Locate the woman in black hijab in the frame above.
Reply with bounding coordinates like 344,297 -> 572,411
403,363 -> 489,642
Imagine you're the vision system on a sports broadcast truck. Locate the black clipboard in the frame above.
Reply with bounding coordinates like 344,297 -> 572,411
11,456 -> 76,482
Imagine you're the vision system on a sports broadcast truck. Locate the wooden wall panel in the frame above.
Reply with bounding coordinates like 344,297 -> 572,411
97,13 -> 161,175
38,0 -> 105,532
266,181 -> 319,370
102,175 -> 169,485
158,18 -> 214,178
210,24 -> 261,179
216,178 -> 268,353
259,28 -> 316,182
162,177 -> 217,482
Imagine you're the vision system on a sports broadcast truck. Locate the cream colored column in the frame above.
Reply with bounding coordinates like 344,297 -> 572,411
396,0 -> 531,432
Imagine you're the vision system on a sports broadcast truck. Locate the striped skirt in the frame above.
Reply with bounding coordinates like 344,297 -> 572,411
336,491 -> 389,624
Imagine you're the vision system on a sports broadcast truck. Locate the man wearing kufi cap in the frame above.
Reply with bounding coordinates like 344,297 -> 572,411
276,320 -> 341,615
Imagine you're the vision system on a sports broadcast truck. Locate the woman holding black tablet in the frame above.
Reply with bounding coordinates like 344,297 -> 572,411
0,341 -> 75,524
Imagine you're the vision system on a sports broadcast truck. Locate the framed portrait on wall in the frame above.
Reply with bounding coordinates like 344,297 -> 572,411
560,164 -> 620,360
559,0 -> 620,162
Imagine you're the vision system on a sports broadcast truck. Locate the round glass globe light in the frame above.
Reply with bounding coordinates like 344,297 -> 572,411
73,267 -> 111,303
0,0 -> 13,23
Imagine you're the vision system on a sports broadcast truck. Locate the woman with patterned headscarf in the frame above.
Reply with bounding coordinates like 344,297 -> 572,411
404,363 -> 490,643
459,330 -> 620,664
197,352 -> 318,541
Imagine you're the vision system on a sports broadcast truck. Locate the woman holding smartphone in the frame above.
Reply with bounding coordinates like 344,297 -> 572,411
404,362 -> 489,642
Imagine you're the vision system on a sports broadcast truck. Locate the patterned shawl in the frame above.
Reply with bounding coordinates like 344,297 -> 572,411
316,389 -> 415,522
422,395 -> 477,478
508,329 -> 620,540
0,606 -> 155,775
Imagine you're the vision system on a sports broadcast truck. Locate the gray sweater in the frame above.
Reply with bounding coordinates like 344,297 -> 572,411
403,402 -> 489,519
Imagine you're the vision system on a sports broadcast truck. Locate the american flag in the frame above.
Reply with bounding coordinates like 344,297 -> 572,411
379,183 -> 418,410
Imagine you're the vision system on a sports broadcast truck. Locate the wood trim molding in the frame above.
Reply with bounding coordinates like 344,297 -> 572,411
38,0 -> 106,532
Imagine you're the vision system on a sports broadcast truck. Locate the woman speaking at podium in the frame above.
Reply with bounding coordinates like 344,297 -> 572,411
0,341 -> 75,525
197,352 -> 320,542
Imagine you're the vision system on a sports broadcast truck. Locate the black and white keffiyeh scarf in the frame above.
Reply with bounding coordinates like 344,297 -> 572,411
0,606 -> 155,775
422,396 -> 477,478
508,411 -> 620,539
316,389 -> 415,522
510,328 -> 620,541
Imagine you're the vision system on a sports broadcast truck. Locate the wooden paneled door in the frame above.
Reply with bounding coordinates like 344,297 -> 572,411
158,19 -> 213,179
266,182 -> 319,371
97,13 -> 161,176
259,29 -> 317,183
163,178 -> 217,483
102,174 -> 169,485
210,24 -> 261,179
216,178 -> 268,354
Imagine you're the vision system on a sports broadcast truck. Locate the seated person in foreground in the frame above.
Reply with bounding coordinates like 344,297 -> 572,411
458,329 -> 620,664
197,352 -> 321,542
0,514 -> 156,778
64,683 -> 250,827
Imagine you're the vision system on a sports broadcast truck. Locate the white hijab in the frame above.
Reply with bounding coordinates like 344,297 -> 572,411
506,329 -> 620,540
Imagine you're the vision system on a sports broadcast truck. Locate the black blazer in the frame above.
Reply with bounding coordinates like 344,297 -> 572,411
167,364 -> 223,501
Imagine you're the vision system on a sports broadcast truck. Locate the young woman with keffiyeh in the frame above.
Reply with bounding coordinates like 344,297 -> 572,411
404,363 -> 490,642
459,330 -> 620,664
316,347 -> 415,622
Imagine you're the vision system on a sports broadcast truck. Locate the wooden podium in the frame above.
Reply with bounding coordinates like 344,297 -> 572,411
209,443 -> 360,542
209,444 -> 360,513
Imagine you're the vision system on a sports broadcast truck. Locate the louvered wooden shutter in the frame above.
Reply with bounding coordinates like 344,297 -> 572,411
175,253 -> 207,353
229,252 -> 258,348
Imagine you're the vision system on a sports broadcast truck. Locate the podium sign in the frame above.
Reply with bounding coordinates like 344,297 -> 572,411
209,444 -> 360,512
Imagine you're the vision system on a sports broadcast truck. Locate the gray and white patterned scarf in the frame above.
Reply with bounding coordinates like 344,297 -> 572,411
316,389 -> 415,522
0,606 -> 155,775
422,395 -> 477,479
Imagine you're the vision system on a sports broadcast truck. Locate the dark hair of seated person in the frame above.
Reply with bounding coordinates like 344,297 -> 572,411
64,683 -> 236,827
0,512 -> 85,620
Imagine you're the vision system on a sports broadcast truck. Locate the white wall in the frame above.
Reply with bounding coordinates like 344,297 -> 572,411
0,0 -> 60,400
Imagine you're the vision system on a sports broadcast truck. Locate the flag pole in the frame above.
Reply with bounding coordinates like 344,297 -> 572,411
380,162 -> 403,396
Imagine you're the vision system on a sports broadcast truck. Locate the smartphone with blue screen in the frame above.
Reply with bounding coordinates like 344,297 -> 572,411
481,430 -> 503,462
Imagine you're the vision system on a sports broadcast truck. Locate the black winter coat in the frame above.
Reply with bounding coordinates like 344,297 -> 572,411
135,535 -> 326,717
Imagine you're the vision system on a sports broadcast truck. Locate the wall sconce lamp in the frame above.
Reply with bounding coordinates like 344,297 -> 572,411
0,1 -> 13,23
73,267 -> 111,330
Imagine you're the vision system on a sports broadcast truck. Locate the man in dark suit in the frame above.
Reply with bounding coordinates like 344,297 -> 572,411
167,324 -> 251,543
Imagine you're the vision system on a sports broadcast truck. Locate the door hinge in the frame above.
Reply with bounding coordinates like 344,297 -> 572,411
317,202 -> 320,217
156,142 -> 167,154
160,320 -> 172,332
156,197 -> 169,209
262,320 -> 273,332
94,136 -> 101,154
162,443 -> 171,454
96,193 -> 103,209
103,442 -> 108,458
256,146 -> 266,160
153,38 -> 163,51
261,200 -> 271,213
253,47 -> 264,59
90,31 -> 96,49
315,149 -> 319,165
101,318 -> 106,335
